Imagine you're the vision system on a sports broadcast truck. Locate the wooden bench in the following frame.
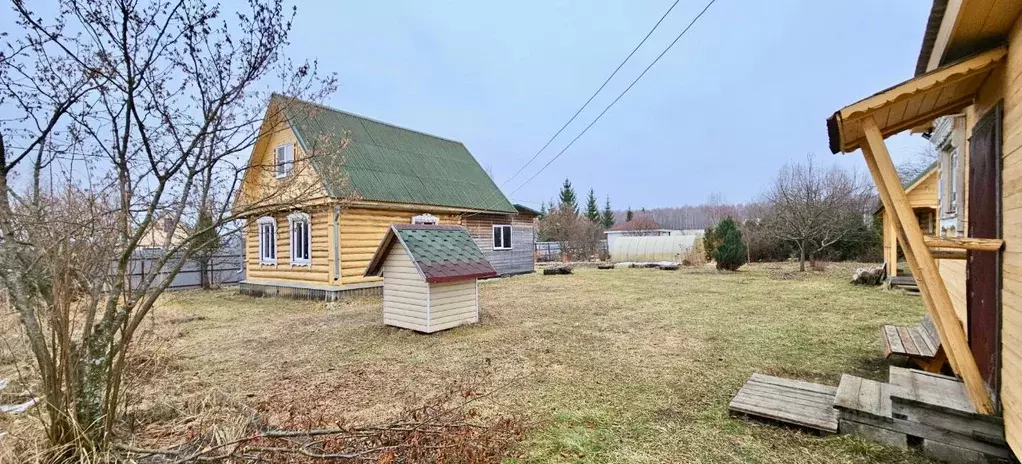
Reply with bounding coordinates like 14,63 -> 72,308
882,314 -> 947,372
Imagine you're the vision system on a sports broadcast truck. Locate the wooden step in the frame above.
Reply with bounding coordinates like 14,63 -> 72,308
887,367 -> 1010,458
889,275 -> 917,287
728,373 -> 839,434
834,374 -> 892,420
834,375 -> 906,448
888,366 -> 977,415
832,371 -> 1012,460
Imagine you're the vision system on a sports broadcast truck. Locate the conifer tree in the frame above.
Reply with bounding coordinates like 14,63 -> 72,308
584,188 -> 600,223
626,207 -> 634,222
601,196 -> 615,229
713,217 -> 748,271
559,178 -> 578,215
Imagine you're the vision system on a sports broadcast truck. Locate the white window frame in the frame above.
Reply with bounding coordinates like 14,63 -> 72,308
948,149 -> 959,214
288,211 -> 311,266
412,213 -> 438,225
492,224 -> 512,250
256,216 -> 277,265
274,143 -> 294,178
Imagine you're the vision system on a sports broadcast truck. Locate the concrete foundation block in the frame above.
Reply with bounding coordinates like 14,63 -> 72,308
922,439 -> 1012,464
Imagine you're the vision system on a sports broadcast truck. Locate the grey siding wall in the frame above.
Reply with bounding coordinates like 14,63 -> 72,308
471,225 -> 535,275
462,214 -> 536,276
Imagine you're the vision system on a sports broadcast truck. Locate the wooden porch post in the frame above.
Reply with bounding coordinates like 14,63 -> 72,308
861,116 -> 993,414
884,208 -> 898,277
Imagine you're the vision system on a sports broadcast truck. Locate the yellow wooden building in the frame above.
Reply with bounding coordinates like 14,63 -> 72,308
234,95 -> 535,300
827,0 -> 1022,456
877,163 -> 939,278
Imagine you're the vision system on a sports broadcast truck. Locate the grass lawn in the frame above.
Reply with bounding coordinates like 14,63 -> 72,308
4,262 -> 938,462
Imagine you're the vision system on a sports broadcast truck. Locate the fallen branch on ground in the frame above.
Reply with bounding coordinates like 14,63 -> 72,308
115,373 -> 526,463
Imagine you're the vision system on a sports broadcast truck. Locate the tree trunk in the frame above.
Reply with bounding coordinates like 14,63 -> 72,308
75,328 -> 113,445
199,256 -> 210,289
799,238 -> 807,272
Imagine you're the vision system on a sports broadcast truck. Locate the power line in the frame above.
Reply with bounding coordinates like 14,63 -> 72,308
509,0 -> 717,197
500,0 -> 682,187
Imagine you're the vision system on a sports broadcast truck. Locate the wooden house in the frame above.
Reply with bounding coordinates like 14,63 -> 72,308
876,163 -> 940,278
825,0 -> 1022,456
234,95 -> 535,300
364,224 -> 496,333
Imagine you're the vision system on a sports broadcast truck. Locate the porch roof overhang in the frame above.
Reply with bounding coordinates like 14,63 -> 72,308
827,46 -> 1006,154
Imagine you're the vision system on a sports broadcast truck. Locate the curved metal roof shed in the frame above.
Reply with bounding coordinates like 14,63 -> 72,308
610,235 -> 698,264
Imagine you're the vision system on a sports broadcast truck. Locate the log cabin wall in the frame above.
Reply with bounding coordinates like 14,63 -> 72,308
933,13 -> 1022,453
462,213 -> 536,276
244,207 -> 333,285
997,14 -> 1022,454
339,208 -> 461,286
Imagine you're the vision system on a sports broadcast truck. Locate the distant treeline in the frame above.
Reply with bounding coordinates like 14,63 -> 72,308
611,203 -> 750,230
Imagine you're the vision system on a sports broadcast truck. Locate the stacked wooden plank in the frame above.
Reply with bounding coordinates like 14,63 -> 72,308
731,369 -> 1013,462
834,368 -> 1011,462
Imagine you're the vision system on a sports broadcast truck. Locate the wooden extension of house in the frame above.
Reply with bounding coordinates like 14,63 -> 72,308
733,1 -> 1022,461
876,162 -> 939,285
233,95 -> 537,301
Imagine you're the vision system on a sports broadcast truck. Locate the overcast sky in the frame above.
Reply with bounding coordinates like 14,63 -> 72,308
289,0 -> 931,210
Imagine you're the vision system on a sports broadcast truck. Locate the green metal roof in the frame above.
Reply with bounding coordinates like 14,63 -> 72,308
364,224 -> 496,283
278,96 -> 515,213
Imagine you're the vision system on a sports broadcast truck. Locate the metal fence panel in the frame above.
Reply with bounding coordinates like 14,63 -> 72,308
126,249 -> 242,290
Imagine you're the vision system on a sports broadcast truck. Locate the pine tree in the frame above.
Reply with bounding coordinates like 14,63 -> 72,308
559,178 -> 578,215
626,207 -> 634,222
601,196 -> 615,229
584,188 -> 600,223
713,217 -> 748,271
540,201 -> 547,217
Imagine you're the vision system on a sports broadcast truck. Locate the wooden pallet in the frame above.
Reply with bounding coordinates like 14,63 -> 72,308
728,374 -> 839,434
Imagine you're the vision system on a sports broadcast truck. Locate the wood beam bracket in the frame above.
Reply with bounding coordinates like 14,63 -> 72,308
924,236 -> 1004,251
860,116 -> 994,415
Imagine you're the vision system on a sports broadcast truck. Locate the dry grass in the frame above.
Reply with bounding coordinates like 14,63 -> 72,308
1,262 -> 939,463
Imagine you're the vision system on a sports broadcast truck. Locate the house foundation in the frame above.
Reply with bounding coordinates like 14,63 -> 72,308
239,280 -> 381,301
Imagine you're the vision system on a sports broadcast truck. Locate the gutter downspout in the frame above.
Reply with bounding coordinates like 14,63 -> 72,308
333,205 -> 342,282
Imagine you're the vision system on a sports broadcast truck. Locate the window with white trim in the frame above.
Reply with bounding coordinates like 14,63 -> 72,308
493,224 -> 512,250
412,213 -> 438,225
934,115 -> 966,236
275,143 -> 294,178
257,216 -> 277,265
288,211 -> 311,265
948,150 -> 958,214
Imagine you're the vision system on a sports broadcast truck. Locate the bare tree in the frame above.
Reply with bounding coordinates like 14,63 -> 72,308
0,0 -> 341,457
539,205 -> 604,261
897,144 -> 939,186
760,155 -> 873,271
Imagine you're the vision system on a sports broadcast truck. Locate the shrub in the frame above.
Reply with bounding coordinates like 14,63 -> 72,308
703,226 -> 718,261
713,217 -> 748,271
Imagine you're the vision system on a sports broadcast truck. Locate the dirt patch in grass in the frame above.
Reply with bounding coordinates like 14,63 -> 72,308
2,263 -> 938,462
